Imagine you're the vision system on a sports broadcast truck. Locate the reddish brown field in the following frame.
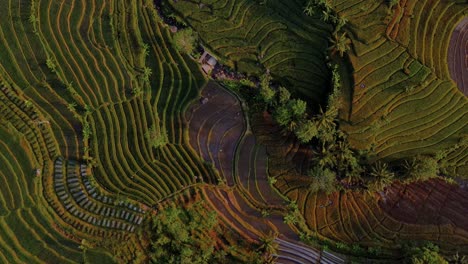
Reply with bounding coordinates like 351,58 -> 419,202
184,81 -> 468,258
379,179 -> 468,231
186,82 -> 295,237
249,113 -> 468,254
278,179 -> 468,254
448,17 -> 468,96
236,134 -> 286,207
186,81 -> 245,186
186,82 -> 336,262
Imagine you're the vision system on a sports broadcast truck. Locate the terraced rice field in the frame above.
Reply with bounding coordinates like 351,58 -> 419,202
260,0 -> 468,253
379,179 -> 468,231
0,0 -> 466,261
249,110 -> 468,254
168,0 -> 332,104
275,175 -> 468,254
0,0 -> 218,261
448,17 -> 468,96
187,81 -> 345,263
331,0 -> 468,176
0,0 -> 340,260
0,123 -> 83,263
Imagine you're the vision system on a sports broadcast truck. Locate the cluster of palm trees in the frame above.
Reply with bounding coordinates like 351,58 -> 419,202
264,65 -> 418,192
142,202 -> 231,263
258,63 -> 343,146
256,43 -> 445,195
303,0 -> 351,57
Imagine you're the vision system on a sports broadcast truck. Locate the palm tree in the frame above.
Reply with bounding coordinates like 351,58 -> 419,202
368,161 -> 395,191
258,232 -> 279,263
449,252 -> 467,264
312,142 -> 336,169
331,14 -> 339,25
294,120 -> 318,143
303,5 -> 315,16
258,232 -> 279,254
403,158 -> 418,178
67,102 -> 77,112
314,107 -> 336,133
283,213 -> 298,225
328,32 -> 351,57
336,16 -> 348,31
321,10 -> 330,22
370,162 -> 394,178
288,120 -> 298,131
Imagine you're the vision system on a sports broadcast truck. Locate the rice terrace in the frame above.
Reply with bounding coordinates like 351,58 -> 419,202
0,0 -> 467,263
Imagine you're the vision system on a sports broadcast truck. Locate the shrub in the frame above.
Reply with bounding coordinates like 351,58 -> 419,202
406,243 -> 448,264
404,155 -> 439,182
278,86 -> 291,104
283,213 -> 298,225
172,28 -> 198,54
24,100 -> 33,108
294,120 -> 318,143
132,87 -> 143,96
46,57 -> 57,72
143,67 -> 152,82
82,120 -> 92,141
259,74 -> 276,104
367,162 -> 395,192
308,165 -> 336,194
145,125 -> 168,149
388,0 -> 399,8
267,176 -> 277,186
288,99 -> 307,118
260,85 -> 276,105
273,105 -> 292,127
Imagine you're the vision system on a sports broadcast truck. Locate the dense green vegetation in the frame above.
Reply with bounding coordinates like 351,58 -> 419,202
406,243 -> 448,264
143,203 -> 220,262
172,28 -> 199,55
140,201 -> 248,263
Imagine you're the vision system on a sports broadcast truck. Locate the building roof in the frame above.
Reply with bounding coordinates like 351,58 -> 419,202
207,56 -> 217,66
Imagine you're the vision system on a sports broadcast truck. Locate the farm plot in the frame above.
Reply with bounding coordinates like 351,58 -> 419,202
186,81 -> 245,186
50,157 -> 146,238
275,178 -> 468,254
236,133 -> 287,207
168,0 -> 332,104
248,110 -> 468,254
328,0 -> 468,176
187,81 -> 288,211
379,179 -> 468,231
0,0 -> 217,260
185,82 -> 343,262
0,124 -> 84,263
